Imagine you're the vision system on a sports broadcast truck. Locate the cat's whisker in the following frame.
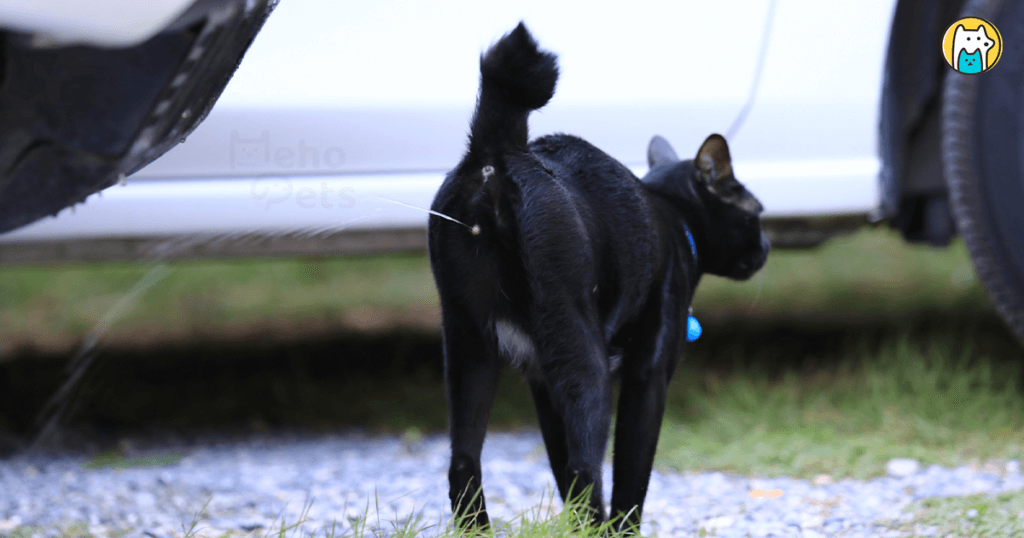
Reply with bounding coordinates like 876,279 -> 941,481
368,193 -> 474,230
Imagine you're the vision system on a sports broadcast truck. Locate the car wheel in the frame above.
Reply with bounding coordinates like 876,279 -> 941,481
943,0 -> 1024,344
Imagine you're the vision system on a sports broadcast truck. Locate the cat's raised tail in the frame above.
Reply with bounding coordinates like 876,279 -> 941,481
468,22 -> 558,154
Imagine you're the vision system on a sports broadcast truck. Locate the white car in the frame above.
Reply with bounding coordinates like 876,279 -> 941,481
0,0 -> 1022,342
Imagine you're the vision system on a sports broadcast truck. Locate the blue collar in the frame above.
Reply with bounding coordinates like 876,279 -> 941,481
682,222 -> 697,262
682,222 -> 701,342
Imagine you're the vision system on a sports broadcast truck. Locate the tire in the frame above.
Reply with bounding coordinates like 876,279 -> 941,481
0,0 -> 277,235
943,0 -> 1024,344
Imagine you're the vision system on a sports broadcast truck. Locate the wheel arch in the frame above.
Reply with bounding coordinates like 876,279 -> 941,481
878,0 -> 966,245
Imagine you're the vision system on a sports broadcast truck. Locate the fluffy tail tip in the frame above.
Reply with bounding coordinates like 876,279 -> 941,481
480,22 -> 558,110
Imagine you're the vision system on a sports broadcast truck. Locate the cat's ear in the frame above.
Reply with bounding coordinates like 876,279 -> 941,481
954,24 -> 966,38
977,25 -> 989,38
696,134 -> 732,184
647,135 -> 680,168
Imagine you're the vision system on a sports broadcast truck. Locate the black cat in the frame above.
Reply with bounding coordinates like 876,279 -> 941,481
428,22 -> 770,532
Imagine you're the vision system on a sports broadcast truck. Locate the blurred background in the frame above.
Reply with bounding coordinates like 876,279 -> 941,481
2,227 -> 1022,481
1,0 -> 1023,489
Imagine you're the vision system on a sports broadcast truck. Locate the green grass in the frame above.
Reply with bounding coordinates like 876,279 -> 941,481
82,450 -> 185,470
16,488 -> 1024,538
879,488 -> 1024,537
6,490 -> 638,538
692,226 -> 990,322
658,325 -> 1024,480
0,253 -> 439,352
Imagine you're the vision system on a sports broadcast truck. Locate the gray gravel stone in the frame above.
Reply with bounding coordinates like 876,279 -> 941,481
885,457 -> 920,478
0,430 -> 1022,538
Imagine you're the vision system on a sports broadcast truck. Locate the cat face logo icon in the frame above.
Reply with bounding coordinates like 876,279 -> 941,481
943,17 -> 1003,74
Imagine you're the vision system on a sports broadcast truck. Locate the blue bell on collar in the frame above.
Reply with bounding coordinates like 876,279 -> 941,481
687,306 -> 701,342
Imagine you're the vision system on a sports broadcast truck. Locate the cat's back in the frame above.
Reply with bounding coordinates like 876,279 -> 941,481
528,134 -> 653,228
529,134 -> 637,186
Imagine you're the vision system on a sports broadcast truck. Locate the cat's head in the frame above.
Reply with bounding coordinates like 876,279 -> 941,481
641,134 -> 770,280
954,24 -> 995,53
959,49 -> 982,71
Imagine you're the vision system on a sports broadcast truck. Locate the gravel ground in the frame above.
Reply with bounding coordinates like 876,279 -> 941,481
1,429 -> 1023,538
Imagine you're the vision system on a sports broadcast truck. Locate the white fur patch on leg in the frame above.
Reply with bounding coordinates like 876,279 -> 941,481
494,319 -> 535,369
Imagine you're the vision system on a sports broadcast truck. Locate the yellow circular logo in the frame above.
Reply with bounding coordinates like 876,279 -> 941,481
943,17 -> 1003,74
